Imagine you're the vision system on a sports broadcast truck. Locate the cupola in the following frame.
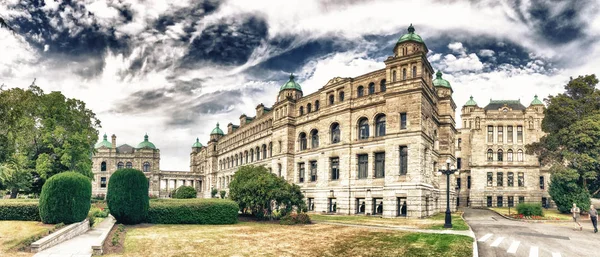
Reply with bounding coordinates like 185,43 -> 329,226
137,134 -> 156,149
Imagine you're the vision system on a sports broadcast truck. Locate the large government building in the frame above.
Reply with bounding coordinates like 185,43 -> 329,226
91,25 -> 549,218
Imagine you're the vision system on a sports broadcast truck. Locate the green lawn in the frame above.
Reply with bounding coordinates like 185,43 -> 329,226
310,212 -> 469,230
107,222 -> 472,257
490,207 -> 572,220
0,221 -> 54,257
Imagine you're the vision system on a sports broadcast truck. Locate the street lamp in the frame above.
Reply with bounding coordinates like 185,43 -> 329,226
437,158 -> 459,228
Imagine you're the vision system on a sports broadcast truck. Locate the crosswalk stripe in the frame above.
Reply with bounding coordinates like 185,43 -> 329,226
529,246 -> 539,257
507,241 -> 520,254
491,237 -> 504,247
478,233 -> 493,242
552,253 -> 561,257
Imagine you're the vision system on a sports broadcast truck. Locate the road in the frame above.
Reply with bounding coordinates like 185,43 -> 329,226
463,208 -> 597,257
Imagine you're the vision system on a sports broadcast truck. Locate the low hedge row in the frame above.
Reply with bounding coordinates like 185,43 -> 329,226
147,199 -> 238,224
516,203 -> 543,216
0,201 -> 41,221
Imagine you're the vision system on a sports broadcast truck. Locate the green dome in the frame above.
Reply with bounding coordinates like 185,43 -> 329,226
192,138 -> 203,148
94,134 -> 112,148
210,123 -> 224,135
279,74 -> 302,91
432,71 -> 451,88
465,96 -> 478,106
137,134 -> 156,149
530,95 -> 544,106
397,24 -> 425,45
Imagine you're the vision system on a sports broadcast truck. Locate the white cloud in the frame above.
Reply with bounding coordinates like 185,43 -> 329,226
448,42 -> 466,55
479,49 -> 495,57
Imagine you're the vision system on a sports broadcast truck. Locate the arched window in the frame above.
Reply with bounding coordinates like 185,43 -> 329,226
368,82 -> 375,95
487,149 -> 493,161
278,164 -> 282,177
101,161 -> 107,172
412,66 -> 417,78
245,151 -> 249,163
235,155 -> 238,166
329,95 -> 334,105
357,86 -> 364,97
517,149 -> 524,162
299,133 -> 307,150
269,142 -> 273,157
299,106 -> 304,115
375,114 -> 386,137
497,149 -> 503,161
307,103 -> 312,113
262,144 -> 267,159
380,79 -> 386,92
311,130 -> 319,148
314,100 -> 320,111
256,146 -> 260,160
339,91 -> 345,102
507,149 -> 514,162
392,70 -> 397,82
143,162 -> 150,172
403,68 -> 407,80
117,162 -> 124,170
226,157 -> 230,168
250,149 -> 254,162
126,162 -> 132,169
358,118 -> 369,140
331,122 -> 341,144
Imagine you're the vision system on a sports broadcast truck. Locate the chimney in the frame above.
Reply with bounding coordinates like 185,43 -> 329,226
111,134 -> 117,148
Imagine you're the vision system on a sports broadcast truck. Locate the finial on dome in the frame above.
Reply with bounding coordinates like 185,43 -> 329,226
289,73 -> 295,80
408,23 -> 415,33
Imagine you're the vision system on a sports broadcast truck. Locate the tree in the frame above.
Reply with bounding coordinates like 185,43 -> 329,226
526,74 -> 600,207
0,153 -> 33,198
548,166 -> 591,213
229,165 -> 306,219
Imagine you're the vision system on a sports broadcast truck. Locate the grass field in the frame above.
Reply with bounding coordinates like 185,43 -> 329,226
310,212 -> 469,230
0,221 -> 54,257
106,222 -> 473,257
490,207 -> 572,220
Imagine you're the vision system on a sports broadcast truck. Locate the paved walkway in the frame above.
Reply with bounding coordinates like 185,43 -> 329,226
34,216 -> 115,257
313,221 -> 475,237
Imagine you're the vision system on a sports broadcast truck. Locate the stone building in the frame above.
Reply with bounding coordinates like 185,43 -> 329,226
91,134 -> 202,197
189,24 -> 459,218
455,96 -> 549,208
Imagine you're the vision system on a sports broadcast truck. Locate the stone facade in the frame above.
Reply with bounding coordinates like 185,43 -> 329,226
455,97 -> 550,208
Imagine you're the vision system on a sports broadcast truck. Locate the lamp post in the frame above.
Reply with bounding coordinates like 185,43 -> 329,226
438,158 -> 459,228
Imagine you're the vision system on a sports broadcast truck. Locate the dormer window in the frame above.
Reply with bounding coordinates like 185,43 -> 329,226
503,108 -> 508,112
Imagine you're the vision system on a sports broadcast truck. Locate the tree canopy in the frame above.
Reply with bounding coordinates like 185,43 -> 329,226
0,84 -> 100,197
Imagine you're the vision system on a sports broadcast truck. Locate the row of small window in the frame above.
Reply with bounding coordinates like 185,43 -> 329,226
298,147 -> 408,183
484,172 -> 545,189
305,197 -> 409,216
298,113 -> 408,150
486,149 -> 524,162
219,144 -> 273,170
487,125 -> 524,143
485,196 -> 550,208
99,161 -> 151,172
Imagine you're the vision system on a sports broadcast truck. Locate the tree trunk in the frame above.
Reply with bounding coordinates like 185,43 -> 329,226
10,188 -> 18,199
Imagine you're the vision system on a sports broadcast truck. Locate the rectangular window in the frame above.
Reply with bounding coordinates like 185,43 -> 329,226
330,157 -> 339,180
508,196 -> 514,207
542,197 -> 548,208
497,172 -> 503,187
310,161 -> 317,182
328,198 -> 337,213
487,172 -> 493,186
457,197 -> 460,207
457,158 -> 462,169
507,126 -> 513,143
100,177 -> 107,188
308,198 -> 314,211
467,176 -> 471,189
397,197 -> 407,217
498,126 -> 503,143
518,172 -> 524,187
487,196 -> 492,207
497,196 -> 503,207
456,178 -> 461,190
487,125 -> 494,143
508,172 -> 514,187
372,198 -> 383,215
517,126 -> 523,142
358,154 -> 368,179
375,152 -> 385,178
298,163 -> 305,183
399,146 -> 408,175
539,176 -> 545,190
356,198 -> 365,214
400,113 -> 407,129
518,196 -> 525,204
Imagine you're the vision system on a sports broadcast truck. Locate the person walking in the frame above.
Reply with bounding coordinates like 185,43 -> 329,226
571,203 -> 582,231
589,205 -> 598,233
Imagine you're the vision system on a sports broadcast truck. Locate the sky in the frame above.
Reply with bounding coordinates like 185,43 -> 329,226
1,0 -> 600,171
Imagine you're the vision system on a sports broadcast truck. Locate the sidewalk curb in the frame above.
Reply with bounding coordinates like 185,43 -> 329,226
487,208 -> 573,223
461,211 -> 478,257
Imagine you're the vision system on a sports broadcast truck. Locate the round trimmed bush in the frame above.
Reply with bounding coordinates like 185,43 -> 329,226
107,168 -> 149,224
39,172 -> 91,224
173,186 -> 197,199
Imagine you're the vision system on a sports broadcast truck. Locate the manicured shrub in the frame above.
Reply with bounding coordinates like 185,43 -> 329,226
211,188 -> 218,198
147,199 -> 238,224
219,190 -> 226,199
107,168 -> 149,224
516,203 -> 543,216
0,200 -> 40,221
39,172 -> 91,224
280,213 -> 311,225
173,186 -> 197,199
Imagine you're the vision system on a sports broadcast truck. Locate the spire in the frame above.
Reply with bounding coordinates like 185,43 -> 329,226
289,73 -> 295,80
103,133 -> 107,140
408,23 -> 415,33
144,133 -> 149,141
436,70 -> 442,78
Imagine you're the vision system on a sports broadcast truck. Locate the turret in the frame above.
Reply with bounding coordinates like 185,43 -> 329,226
277,74 -> 303,102
394,24 -> 428,57
210,123 -> 225,141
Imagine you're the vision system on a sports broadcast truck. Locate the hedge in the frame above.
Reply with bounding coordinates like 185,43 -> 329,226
0,200 -> 40,221
147,199 -> 238,224
173,186 -> 197,199
107,169 -> 149,224
39,172 -> 92,224
516,203 -> 543,216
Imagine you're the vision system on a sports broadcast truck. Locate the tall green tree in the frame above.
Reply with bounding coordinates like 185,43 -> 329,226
0,153 -> 33,198
527,74 -> 600,209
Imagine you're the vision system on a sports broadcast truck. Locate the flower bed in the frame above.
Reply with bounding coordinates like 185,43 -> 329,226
507,214 -> 560,220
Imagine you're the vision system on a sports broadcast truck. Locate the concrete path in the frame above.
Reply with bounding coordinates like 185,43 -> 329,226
33,216 -> 115,257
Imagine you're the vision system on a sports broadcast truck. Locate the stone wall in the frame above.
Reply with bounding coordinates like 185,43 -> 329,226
31,219 -> 89,253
